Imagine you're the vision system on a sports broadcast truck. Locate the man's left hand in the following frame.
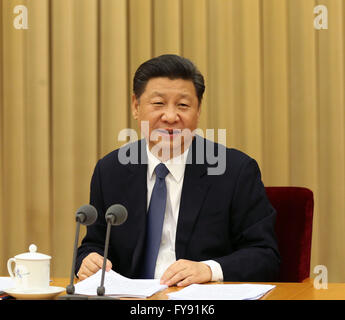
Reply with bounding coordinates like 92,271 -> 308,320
160,259 -> 212,287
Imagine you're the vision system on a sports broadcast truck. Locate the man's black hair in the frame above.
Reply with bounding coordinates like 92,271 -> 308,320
133,54 -> 205,104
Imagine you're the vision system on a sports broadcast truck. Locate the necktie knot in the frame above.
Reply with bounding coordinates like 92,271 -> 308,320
155,163 -> 169,179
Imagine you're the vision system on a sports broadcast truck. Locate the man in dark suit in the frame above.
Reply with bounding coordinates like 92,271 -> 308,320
76,54 -> 280,286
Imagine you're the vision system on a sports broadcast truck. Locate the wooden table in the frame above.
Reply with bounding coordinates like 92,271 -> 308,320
51,278 -> 345,300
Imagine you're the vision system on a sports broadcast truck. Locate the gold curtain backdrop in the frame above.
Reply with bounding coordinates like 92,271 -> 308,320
0,0 -> 344,281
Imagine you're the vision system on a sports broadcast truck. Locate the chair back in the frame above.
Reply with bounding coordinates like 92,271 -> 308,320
265,186 -> 314,282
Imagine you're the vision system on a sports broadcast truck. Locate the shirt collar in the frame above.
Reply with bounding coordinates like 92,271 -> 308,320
146,145 -> 189,183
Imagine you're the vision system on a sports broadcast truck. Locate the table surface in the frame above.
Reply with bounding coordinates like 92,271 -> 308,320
50,278 -> 345,300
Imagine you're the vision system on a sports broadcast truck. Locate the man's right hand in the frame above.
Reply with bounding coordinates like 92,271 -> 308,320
77,252 -> 112,281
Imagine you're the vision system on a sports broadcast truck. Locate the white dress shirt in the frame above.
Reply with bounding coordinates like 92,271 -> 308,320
146,145 -> 224,282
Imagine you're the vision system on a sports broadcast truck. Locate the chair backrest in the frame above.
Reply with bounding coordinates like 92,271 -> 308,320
265,186 -> 314,282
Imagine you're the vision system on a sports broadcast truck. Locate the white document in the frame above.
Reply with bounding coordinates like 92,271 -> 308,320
168,283 -> 276,300
74,270 -> 167,298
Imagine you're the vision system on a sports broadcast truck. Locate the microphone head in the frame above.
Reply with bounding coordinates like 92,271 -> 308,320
76,204 -> 98,226
105,204 -> 128,226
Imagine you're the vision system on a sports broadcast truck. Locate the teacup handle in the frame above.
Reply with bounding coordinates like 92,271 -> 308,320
7,258 -> 16,279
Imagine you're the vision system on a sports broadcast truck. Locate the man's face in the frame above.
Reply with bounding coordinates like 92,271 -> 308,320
132,77 -> 201,160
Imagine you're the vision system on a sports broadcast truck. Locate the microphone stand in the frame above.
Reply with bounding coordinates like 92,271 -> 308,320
89,216 -> 119,300
59,217 -> 88,300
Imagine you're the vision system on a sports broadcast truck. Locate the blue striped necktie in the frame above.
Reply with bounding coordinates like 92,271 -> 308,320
141,163 -> 169,279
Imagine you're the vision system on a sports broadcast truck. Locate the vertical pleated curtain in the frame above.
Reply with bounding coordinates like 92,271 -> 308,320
0,0 -> 344,281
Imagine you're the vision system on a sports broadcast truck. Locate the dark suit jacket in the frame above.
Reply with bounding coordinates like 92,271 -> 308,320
76,136 -> 280,281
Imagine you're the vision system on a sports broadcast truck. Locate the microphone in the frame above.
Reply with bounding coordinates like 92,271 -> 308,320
105,204 -> 128,226
96,204 -> 128,297
75,205 -> 98,226
59,205 -> 97,300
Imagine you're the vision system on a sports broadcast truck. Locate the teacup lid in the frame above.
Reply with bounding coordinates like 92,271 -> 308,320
15,244 -> 51,260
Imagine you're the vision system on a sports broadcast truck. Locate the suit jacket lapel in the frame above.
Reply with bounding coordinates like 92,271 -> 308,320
123,140 -> 148,276
175,137 -> 210,259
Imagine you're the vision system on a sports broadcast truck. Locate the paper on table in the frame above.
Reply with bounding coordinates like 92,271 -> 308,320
74,269 -> 168,298
168,283 -> 276,300
0,277 -> 14,292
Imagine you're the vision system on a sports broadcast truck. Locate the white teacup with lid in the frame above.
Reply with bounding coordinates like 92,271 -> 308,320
7,244 -> 51,292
